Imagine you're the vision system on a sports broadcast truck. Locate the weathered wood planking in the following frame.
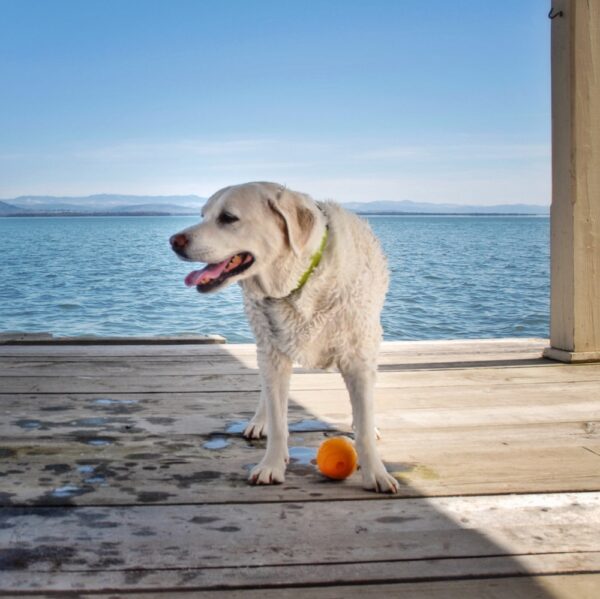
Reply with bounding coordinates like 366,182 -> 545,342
0,351 -> 552,375
1,403 -> 597,443
0,337 -> 547,357
3,361 -> 600,394
3,416 -> 597,452
1,493 -> 599,592
10,575 -> 600,599
2,376 -> 599,416
4,556 -> 600,596
0,340 -> 548,373
1,380 -> 599,436
1,436 -> 598,506
0,339 -> 599,595
1,337 -> 599,506
0,340 -> 550,382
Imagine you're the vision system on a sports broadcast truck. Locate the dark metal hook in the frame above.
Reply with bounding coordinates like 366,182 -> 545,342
548,7 -> 563,19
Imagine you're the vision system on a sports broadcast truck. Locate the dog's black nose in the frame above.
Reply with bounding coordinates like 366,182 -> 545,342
170,233 -> 189,256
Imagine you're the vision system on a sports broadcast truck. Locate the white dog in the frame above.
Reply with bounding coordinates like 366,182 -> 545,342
170,182 -> 398,493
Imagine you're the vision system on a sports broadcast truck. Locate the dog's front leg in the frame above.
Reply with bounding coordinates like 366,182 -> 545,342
243,390 -> 267,439
340,361 -> 399,493
248,349 -> 292,485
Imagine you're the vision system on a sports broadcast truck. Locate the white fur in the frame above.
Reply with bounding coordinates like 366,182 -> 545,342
173,182 -> 398,493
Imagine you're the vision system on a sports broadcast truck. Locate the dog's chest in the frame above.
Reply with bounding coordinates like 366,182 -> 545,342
245,297 -> 335,369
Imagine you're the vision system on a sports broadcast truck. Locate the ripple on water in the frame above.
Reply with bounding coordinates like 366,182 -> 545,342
58,303 -> 81,310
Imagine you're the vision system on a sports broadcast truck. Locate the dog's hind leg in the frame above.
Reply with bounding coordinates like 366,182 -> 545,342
340,359 -> 399,493
248,349 -> 292,484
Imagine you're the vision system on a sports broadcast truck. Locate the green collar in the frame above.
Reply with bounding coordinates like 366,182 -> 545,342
292,226 -> 329,293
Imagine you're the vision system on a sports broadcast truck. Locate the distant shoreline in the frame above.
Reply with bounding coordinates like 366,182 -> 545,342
359,212 -> 546,217
0,211 -> 192,217
0,194 -> 549,217
1,211 -> 548,218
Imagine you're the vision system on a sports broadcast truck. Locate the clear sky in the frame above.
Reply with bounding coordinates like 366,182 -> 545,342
0,0 -> 550,205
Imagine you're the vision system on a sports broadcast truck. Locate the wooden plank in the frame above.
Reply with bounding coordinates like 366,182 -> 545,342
0,347 -> 549,375
1,375 -> 599,439
0,334 -> 226,345
0,493 -> 599,592
1,432 -> 598,506
2,375 -> 599,417
2,361 -> 600,394
0,338 -> 547,357
12,574 -> 600,598
1,395 -> 597,440
3,561 -> 600,597
0,337 -> 547,365
0,416 -> 600,458
2,493 -> 599,562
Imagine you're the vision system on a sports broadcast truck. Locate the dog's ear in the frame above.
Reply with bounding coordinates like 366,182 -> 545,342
267,188 -> 315,256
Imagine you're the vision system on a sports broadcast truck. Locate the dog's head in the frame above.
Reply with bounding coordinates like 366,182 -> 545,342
170,182 -> 318,294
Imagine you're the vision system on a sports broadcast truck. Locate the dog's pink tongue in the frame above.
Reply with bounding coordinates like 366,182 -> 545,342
185,259 -> 229,287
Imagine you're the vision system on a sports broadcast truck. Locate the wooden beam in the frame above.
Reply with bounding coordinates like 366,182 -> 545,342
545,0 -> 600,362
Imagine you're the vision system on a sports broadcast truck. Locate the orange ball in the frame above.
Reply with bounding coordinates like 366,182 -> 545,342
316,437 -> 358,480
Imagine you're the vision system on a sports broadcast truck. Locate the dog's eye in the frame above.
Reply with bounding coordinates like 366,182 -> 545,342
218,211 -> 239,225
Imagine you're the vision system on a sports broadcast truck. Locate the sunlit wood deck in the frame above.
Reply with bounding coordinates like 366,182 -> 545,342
1,338 -> 599,597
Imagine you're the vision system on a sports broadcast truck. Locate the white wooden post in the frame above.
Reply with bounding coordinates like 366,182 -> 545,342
544,0 -> 600,363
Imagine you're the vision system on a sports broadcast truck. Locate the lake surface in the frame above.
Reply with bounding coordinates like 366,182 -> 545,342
0,215 -> 549,342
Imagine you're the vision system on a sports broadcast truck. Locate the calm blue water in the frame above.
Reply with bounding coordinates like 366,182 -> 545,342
0,215 -> 549,342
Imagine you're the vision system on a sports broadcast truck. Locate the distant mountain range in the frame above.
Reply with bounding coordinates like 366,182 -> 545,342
0,194 -> 549,216
0,194 -> 204,215
344,199 -> 549,215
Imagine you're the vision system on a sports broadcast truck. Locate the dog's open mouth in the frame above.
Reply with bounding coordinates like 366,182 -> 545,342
184,252 -> 254,292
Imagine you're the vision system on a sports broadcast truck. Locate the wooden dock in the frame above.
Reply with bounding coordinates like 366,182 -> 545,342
1,338 -> 599,597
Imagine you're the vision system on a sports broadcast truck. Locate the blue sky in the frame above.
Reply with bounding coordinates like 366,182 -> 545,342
0,0 -> 550,204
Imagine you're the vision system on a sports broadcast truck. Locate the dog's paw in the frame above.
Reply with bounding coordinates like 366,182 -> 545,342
361,464 -> 399,494
243,418 -> 267,439
248,458 -> 286,485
